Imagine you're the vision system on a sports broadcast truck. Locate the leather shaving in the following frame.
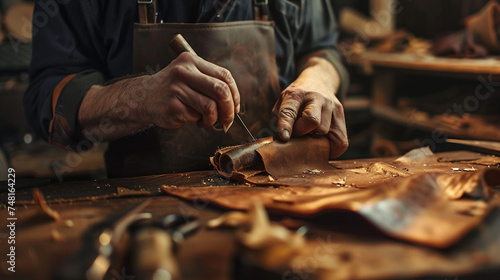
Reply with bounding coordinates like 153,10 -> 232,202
34,188 -> 61,222
207,211 -> 250,228
51,228 -> 63,242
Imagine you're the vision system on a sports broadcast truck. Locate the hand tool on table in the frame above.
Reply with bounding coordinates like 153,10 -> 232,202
446,138 -> 500,156
169,33 -> 257,142
54,199 -> 152,280
131,214 -> 201,280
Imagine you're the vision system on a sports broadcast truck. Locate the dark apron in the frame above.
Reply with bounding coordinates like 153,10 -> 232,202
105,1 -> 280,177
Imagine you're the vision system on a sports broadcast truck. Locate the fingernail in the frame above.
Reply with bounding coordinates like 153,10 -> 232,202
223,119 -> 234,133
236,104 -> 240,114
281,129 -> 290,140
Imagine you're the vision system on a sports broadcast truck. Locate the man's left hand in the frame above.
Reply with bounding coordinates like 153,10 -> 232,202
273,56 -> 348,158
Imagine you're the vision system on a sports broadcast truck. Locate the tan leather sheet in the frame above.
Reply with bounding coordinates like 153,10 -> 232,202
165,137 -> 500,248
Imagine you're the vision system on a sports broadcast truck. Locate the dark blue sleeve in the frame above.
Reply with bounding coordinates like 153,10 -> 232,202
23,0 -> 109,144
296,0 -> 349,99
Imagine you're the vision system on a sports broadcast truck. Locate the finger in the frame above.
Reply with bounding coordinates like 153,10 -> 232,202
328,106 -> 349,158
176,58 -> 237,127
276,93 -> 302,141
292,102 -> 322,137
175,83 -> 219,127
160,97 -> 202,129
192,55 -> 241,114
314,101 -> 333,135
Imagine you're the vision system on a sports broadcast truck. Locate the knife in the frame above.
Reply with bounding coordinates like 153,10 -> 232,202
169,33 -> 256,141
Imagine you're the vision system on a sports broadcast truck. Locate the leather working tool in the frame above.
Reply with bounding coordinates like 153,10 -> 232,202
169,33 -> 257,141
55,199 -> 152,280
131,214 -> 201,280
446,138 -> 500,156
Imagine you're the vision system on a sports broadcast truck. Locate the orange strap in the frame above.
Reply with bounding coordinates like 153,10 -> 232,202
51,74 -> 77,115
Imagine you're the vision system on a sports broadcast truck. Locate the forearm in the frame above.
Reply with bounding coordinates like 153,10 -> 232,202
294,53 -> 341,97
78,75 -> 154,141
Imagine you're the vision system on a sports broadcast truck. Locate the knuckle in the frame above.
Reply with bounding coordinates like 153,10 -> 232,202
283,89 -> 302,100
202,100 -> 217,119
302,112 -> 321,126
316,126 -> 329,135
279,107 -> 298,120
177,52 -> 193,62
172,64 -> 189,79
218,68 -> 233,83
325,97 -> 334,108
213,81 -> 231,101
339,141 -> 349,153
168,100 -> 184,116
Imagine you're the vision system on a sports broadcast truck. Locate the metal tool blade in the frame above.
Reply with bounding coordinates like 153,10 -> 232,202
236,114 -> 256,141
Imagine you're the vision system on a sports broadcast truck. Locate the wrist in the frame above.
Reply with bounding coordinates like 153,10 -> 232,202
293,56 -> 340,98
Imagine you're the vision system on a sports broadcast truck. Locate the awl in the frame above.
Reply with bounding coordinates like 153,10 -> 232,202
169,33 -> 256,141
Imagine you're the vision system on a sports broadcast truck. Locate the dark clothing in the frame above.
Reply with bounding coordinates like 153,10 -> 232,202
24,0 -> 348,147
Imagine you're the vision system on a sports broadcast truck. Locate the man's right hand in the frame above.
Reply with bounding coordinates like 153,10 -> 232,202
144,52 -> 240,129
78,52 -> 240,141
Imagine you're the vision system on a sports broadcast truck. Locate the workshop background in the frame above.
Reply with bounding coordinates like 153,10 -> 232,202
0,0 -> 499,182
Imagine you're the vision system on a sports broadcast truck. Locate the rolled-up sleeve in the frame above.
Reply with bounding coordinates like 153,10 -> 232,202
23,0 -> 107,148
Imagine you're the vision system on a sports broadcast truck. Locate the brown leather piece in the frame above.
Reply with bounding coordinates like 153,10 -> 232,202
211,136 -> 333,181
163,168 -> 500,248
168,145 -> 500,248
434,1 -> 500,57
211,137 -> 273,179
211,138 -> 468,188
466,0 -> 500,53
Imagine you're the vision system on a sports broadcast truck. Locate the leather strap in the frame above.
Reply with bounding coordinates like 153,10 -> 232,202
253,0 -> 269,21
138,0 -> 156,24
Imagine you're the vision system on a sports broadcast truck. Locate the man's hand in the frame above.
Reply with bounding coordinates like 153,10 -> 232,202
79,52 -> 240,141
273,55 -> 348,158
144,52 -> 240,129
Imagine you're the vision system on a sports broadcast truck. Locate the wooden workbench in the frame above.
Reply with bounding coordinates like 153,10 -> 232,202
1,153 -> 500,280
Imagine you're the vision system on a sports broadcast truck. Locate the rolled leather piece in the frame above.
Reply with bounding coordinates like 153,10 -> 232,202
211,137 -> 273,179
210,136 -> 333,180
466,0 -> 500,53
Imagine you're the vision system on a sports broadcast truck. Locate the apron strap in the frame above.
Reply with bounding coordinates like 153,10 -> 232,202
253,0 -> 269,21
137,1 -> 268,23
138,0 -> 157,24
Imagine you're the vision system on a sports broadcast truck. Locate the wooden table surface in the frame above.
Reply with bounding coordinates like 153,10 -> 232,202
1,155 -> 500,280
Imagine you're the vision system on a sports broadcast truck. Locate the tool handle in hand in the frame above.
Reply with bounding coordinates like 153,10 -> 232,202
169,34 -> 197,56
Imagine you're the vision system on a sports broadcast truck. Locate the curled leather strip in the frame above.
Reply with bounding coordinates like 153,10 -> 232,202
211,136 -> 333,182
210,137 -> 273,179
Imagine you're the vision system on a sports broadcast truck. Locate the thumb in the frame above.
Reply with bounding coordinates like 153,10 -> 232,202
276,97 -> 301,141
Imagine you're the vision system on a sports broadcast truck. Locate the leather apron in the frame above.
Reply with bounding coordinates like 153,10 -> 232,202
105,0 -> 280,177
